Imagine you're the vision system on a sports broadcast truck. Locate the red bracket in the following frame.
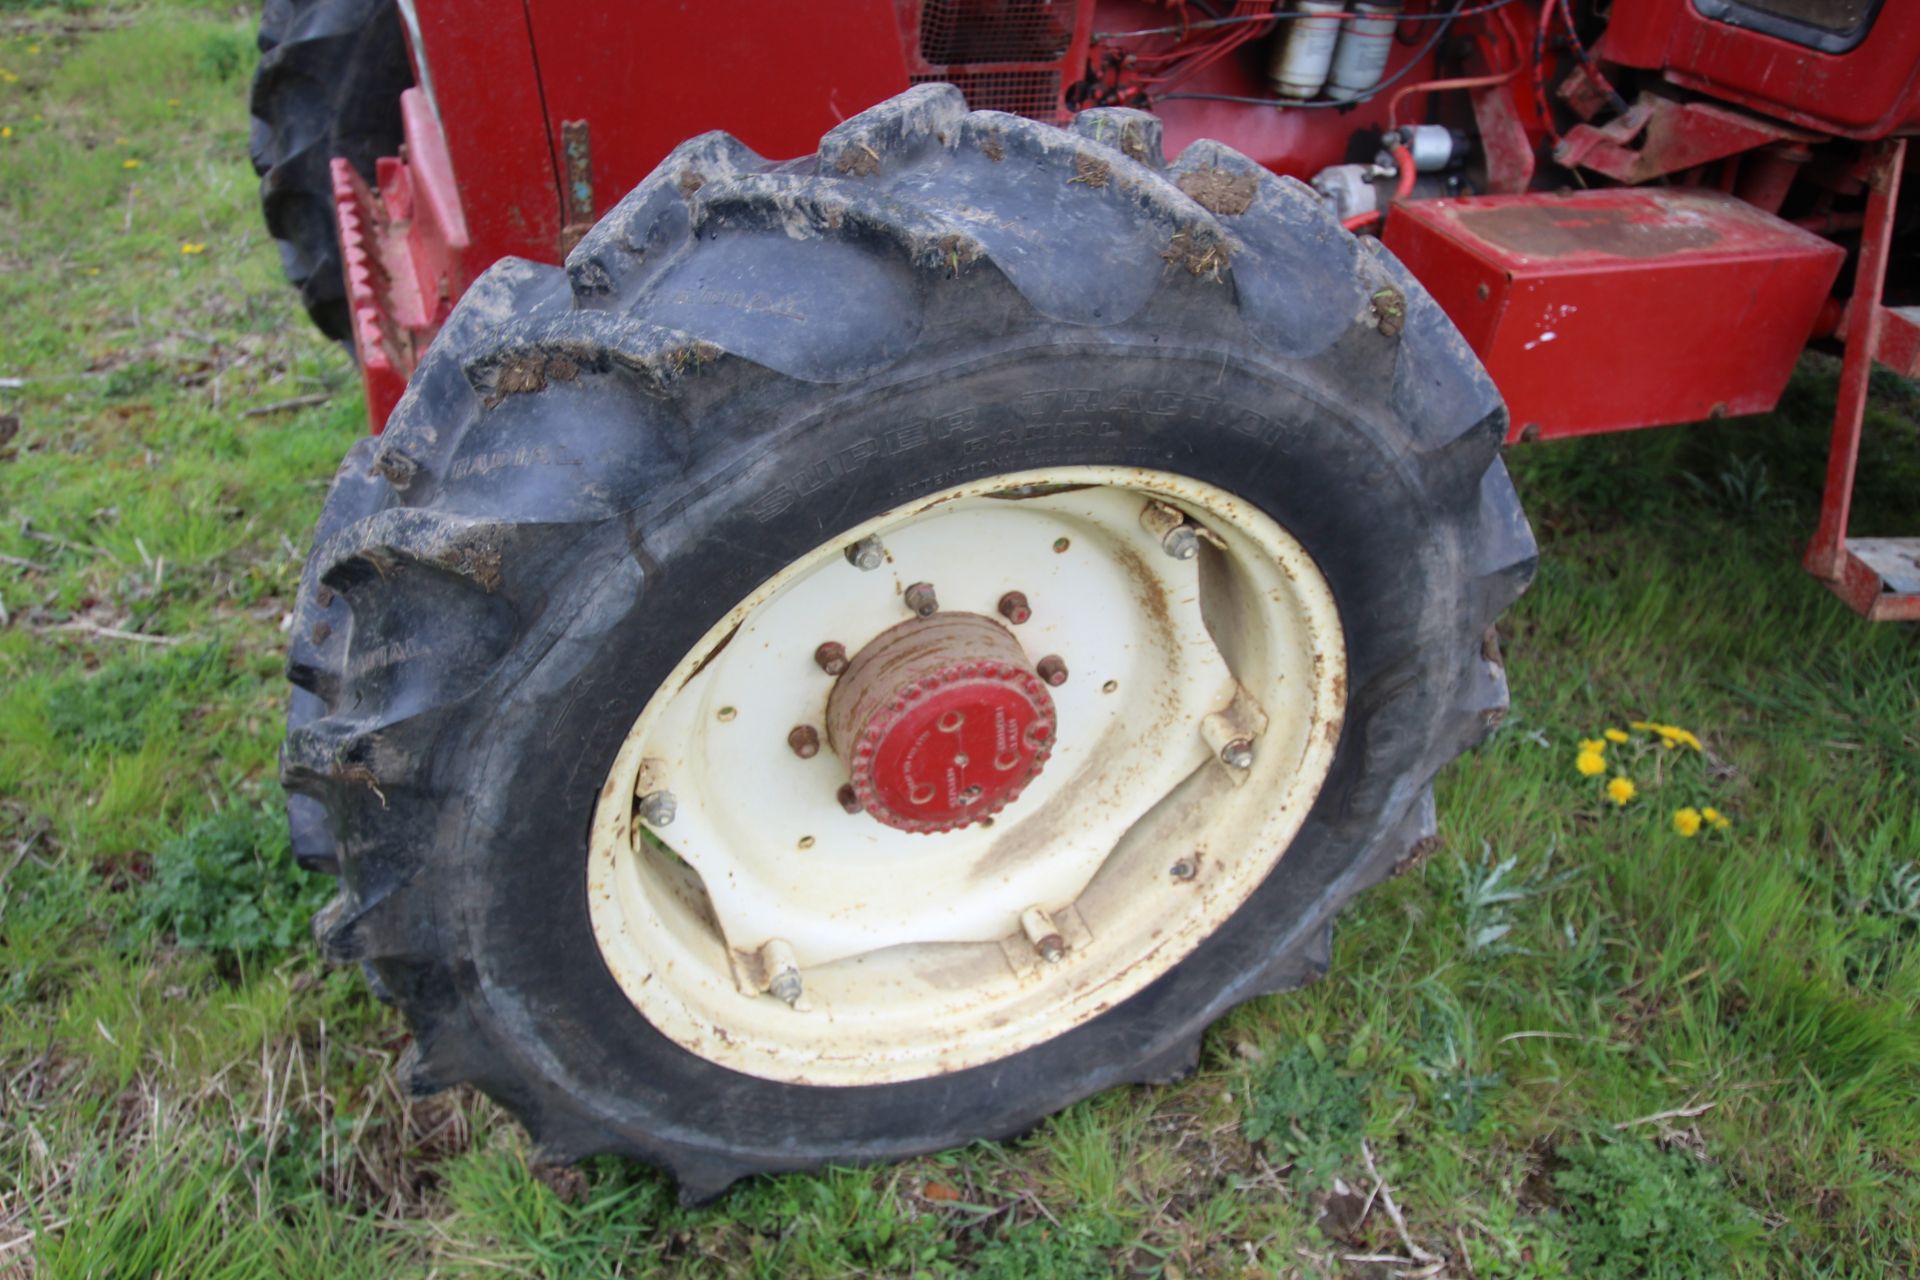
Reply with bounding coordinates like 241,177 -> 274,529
1554,93 -> 1807,185
1803,137 -> 1920,622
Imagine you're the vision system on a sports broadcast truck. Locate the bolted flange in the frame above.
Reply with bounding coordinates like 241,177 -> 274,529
826,612 -> 1057,834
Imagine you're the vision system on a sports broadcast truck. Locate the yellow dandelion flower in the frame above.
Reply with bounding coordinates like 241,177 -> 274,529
179,241 -> 205,255
26,44 -> 39,55
1672,807 -> 1703,838
1579,737 -> 1607,755
1703,806 -> 1731,831
167,98 -> 182,107
1576,750 -> 1607,777
85,267 -> 99,275
1606,776 -> 1636,806
1,126 -> 10,139
1628,720 -> 1654,731
121,158 -> 141,169
1604,728 -> 1629,744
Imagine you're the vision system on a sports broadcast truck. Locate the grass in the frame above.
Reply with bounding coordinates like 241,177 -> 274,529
1,4 -> 1916,1275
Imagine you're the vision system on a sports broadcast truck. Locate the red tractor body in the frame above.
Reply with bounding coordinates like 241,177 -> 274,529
333,0 -> 1920,619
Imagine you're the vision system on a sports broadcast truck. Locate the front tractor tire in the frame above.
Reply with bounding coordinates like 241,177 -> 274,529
284,87 -> 1534,1199
249,0 -> 412,343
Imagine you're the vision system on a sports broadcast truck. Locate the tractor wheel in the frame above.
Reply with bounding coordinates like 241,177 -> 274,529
249,0 -> 412,344
283,87 -> 1534,1200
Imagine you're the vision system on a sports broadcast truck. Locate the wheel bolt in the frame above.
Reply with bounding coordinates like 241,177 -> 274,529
837,783 -> 863,814
788,725 -> 820,759
1221,738 -> 1254,770
845,536 -> 886,571
1036,654 -> 1069,686
1161,524 -> 1200,560
814,641 -> 849,675
905,581 -> 939,617
760,939 -> 804,1007
997,591 -> 1032,625
1020,905 -> 1066,964
638,790 -> 677,827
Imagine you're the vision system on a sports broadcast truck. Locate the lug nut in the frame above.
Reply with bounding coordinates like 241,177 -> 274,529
1020,906 -> 1066,964
1161,524 -> 1200,560
997,591 -> 1032,625
1036,654 -> 1069,686
1221,738 -> 1254,770
788,725 -> 821,759
904,581 -> 939,617
837,783 -> 863,814
638,790 -> 677,828
845,536 -> 886,571
814,641 -> 849,675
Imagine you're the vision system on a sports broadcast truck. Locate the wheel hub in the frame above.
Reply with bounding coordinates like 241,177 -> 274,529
826,613 -> 1057,833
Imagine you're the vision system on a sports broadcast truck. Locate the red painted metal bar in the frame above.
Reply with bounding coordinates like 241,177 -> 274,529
1803,136 -> 1920,622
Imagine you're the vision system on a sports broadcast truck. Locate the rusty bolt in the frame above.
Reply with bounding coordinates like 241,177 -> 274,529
1221,739 -> 1254,770
638,790 -> 677,828
788,725 -> 820,759
1161,524 -> 1200,561
814,641 -> 849,675
1035,933 -> 1065,963
997,591 -> 1032,625
905,581 -> 939,617
1036,655 -> 1069,686
837,783 -> 863,814
1170,858 -> 1197,881
845,535 -> 886,571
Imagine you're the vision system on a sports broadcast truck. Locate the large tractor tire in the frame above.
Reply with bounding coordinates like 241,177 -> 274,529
249,0 -> 412,344
283,86 -> 1535,1201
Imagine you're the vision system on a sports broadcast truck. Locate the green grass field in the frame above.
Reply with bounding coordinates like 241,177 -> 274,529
2,5 -> 1916,1275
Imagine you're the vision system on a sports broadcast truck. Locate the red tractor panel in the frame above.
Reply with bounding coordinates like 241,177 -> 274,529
1601,0 -> 1920,139
1385,188 -> 1845,441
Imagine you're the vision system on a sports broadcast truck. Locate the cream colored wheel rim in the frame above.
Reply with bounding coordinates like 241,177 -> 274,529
587,466 -> 1345,1085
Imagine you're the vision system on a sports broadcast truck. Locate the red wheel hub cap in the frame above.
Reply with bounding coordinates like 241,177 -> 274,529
825,613 -> 1056,834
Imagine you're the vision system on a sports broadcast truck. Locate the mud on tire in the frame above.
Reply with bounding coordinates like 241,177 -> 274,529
283,87 -> 1536,1201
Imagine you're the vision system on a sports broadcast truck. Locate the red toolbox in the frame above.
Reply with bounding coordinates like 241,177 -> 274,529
1384,188 -> 1845,441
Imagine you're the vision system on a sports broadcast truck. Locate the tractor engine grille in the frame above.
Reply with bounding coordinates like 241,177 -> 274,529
917,0 -> 1074,64
909,70 -> 1063,120
905,0 -> 1079,121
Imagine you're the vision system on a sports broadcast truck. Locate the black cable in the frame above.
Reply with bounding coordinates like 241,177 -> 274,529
1554,0 -> 1631,115
1152,0 -> 1467,110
